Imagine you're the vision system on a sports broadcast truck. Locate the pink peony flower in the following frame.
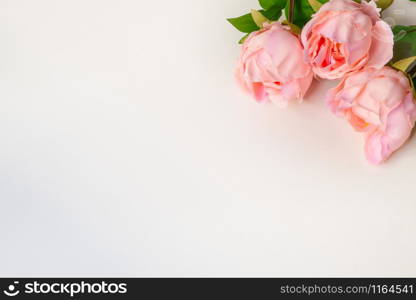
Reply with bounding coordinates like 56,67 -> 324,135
301,0 -> 393,80
236,22 -> 313,107
327,66 -> 416,164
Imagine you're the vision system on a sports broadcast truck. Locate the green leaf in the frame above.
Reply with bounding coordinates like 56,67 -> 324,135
308,0 -> 322,12
251,9 -> 270,28
239,34 -> 250,44
392,25 -> 416,63
392,56 -> 416,73
408,60 -> 416,76
259,0 -> 287,10
376,0 -> 393,10
408,59 -> 416,78
410,73 -> 416,98
228,3 -> 284,43
227,13 -> 260,33
282,20 -> 301,35
227,7 -> 282,35
262,6 -> 283,21
392,25 -> 416,39
284,0 -> 328,28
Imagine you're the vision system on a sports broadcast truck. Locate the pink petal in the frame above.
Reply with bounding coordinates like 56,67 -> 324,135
367,21 -> 394,69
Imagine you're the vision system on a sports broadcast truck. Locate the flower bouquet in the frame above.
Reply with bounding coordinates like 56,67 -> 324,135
228,0 -> 416,164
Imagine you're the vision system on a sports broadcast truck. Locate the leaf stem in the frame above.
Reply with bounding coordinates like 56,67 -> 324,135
288,0 -> 295,24
408,60 -> 416,78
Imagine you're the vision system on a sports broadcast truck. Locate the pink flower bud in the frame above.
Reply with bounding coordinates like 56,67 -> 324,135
236,23 -> 313,107
301,0 -> 394,79
327,66 -> 416,164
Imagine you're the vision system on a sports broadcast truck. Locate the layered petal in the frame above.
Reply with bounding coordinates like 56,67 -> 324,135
326,66 -> 416,164
302,0 -> 393,79
236,23 -> 313,105
367,21 -> 394,69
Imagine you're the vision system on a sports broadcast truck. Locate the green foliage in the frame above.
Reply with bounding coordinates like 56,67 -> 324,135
227,8 -> 282,33
376,0 -> 393,10
251,9 -> 270,28
392,25 -> 416,63
259,0 -> 287,10
227,13 -> 260,33
407,60 -> 416,88
239,34 -> 249,44
262,6 -> 283,21
308,0 -> 323,12
284,0 -> 328,28
227,0 -> 400,43
227,0 -> 285,43
413,78 -> 416,96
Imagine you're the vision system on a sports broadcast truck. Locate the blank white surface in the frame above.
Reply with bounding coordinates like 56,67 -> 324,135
0,0 -> 416,277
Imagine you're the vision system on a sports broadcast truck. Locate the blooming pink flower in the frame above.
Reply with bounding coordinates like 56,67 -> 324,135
301,0 -> 393,80
327,66 -> 416,164
236,22 -> 313,107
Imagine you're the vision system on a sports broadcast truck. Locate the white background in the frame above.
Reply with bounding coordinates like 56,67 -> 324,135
0,0 -> 416,277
